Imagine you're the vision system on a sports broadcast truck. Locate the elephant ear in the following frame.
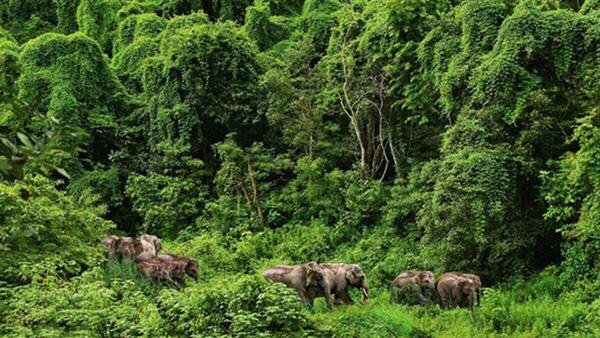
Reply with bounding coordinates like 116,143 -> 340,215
458,279 -> 471,289
305,262 -> 323,278
345,269 -> 353,280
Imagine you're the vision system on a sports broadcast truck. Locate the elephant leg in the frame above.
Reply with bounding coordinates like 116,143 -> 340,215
165,275 -> 181,289
323,285 -> 334,309
409,284 -> 425,305
338,289 -> 353,305
297,288 -> 312,306
439,292 -> 448,309
333,294 -> 345,305
451,289 -> 462,308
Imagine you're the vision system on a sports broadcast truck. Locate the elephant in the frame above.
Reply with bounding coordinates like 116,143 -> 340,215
138,254 -> 199,288
442,272 -> 482,306
100,234 -> 162,262
436,273 -> 478,310
390,271 -> 435,305
262,262 -> 333,308
310,263 -> 369,305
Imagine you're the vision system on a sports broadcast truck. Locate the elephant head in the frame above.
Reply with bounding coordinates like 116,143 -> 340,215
304,261 -> 324,287
345,264 -> 369,302
185,258 -> 200,280
416,271 -> 435,292
458,279 -> 477,309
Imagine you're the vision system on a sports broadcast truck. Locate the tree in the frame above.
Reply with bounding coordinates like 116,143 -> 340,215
140,18 -> 264,176
17,33 -> 124,174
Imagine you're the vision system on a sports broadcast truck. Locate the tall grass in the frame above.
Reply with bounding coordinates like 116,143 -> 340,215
303,276 -> 598,337
102,260 -> 159,293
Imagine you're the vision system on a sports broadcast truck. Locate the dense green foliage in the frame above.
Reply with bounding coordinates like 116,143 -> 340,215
1,0 -> 599,336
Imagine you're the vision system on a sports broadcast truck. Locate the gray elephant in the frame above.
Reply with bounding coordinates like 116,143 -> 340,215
436,273 -> 478,310
100,234 -> 162,262
262,262 -> 333,308
443,272 -> 482,306
390,270 -> 435,305
138,254 -> 199,288
308,263 -> 369,305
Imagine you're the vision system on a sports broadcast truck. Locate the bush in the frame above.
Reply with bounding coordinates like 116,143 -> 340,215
155,274 -> 317,336
0,175 -> 114,284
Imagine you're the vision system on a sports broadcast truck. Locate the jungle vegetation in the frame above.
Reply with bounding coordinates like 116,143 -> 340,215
0,0 -> 599,336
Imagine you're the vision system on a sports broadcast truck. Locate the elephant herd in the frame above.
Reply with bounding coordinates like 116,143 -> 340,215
391,270 -> 482,309
101,234 -> 199,288
263,263 -> 482,310
100,236 -> 481,309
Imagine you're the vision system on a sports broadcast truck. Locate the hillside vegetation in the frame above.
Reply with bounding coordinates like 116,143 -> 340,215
0,0 -> 599,337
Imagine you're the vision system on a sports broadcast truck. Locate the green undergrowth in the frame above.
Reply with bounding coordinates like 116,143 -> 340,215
2,256 -> 598,337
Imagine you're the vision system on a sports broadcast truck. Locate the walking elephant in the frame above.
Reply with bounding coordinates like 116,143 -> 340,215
390,270 -> 435,305
436,273 -> 478,310
262,262 -> 333,308
138,254 -> 199,288
306,263 -> 369,305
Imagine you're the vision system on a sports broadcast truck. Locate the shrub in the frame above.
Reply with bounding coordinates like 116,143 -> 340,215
0,175 -> 114,284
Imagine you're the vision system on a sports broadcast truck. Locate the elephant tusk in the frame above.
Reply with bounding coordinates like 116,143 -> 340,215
361,287 -> 369,299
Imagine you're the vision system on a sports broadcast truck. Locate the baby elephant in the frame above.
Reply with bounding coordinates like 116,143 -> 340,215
436,273 -> 478,310
138,254 -> 199,288
390,271 -> 435,305
101,234 -> 162,262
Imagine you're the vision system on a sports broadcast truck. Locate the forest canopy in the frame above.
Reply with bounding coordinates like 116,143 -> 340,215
0,0 -> 599,337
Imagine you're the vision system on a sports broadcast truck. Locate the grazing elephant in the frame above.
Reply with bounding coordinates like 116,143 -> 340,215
390,271 -> 435,305
262,262 -> 333,308
313,263 -> 369,305
436,273 -> 478,310
138,254 -> 199,288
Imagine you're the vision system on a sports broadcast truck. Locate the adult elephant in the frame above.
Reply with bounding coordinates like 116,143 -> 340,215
100,234 -> 162,262
436,273 -> 478,310
262,262 -> 333,308
390,271 -> 435,305
314,263 -> 369,305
